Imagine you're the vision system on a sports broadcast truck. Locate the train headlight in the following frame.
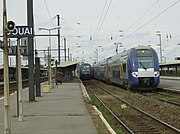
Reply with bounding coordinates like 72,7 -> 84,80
154,71 -> 160,77
132,72 -> 138,78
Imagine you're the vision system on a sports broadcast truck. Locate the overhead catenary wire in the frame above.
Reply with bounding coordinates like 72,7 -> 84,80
126,0 -> 160,31
101,0 -> 180,60
93,0 -> 108,38
93,0 -> 113,42
73,0 -> 113,61
33,0 -> 180,64
34,3 -> 57,50
43,0 -> 55,26
86,0 -> 113,55
122,0 -> 180,42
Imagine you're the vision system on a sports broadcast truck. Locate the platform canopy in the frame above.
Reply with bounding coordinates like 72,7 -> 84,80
52,61 -> 78,68
159,62 -> 180,66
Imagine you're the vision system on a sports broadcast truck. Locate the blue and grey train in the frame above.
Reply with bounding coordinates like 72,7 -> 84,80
78,63 -> 92,80
94,45 -> 160,90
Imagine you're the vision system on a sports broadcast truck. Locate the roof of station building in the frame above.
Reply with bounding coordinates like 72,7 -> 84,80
52,61 -> 78,68
159,62 -> 180,66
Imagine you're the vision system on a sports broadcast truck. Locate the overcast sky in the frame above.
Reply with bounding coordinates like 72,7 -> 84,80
0,0 -> 180,65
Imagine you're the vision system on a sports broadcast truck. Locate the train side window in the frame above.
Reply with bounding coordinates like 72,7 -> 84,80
99,66 -> 104,71
177,66 -> 180,76
122,63 -> 126,78
109,65 -> 112,78
112,65 -> 120,78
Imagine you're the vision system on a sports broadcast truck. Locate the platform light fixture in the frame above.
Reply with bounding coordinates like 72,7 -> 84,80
38,26 -> 61,89
156,31 -> 162,63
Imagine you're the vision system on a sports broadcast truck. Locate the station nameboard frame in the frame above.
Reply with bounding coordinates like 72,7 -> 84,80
7,26 -> 34,38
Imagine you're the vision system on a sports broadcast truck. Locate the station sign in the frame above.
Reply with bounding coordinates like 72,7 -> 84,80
21,37 -> 28,46
0,44 -> 28,56
7,26 -> 34,38
8,46 -> 28,56
0,40 -> 3,46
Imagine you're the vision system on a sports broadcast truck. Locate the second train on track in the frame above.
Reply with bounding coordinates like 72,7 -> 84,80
78,63 -> 92,80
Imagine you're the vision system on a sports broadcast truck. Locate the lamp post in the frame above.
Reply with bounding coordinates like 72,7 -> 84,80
96,46 -> 102,63
3,0 -> 11,133
57,15 -> 61,63
156,31 -> 162,63
39,26 -> 61,89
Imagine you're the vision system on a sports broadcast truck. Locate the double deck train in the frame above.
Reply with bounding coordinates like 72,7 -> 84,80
94,45 -> 160,90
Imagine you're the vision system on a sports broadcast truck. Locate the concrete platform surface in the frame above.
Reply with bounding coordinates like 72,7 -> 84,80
0,82 -> 98,134
159,76 -> 180,92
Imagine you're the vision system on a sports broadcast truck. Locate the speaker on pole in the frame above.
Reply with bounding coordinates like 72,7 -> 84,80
7,21 -> 16,32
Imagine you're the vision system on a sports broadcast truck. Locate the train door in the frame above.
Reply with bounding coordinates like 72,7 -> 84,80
93,65 -> 97,78
122,62 -> 128,79
104,65 -> 107,81
99,65 -> 104,80
112,64 -> 120,79
109,64 -> 113,80
106,62 -> 110,82
120,63 -> 123,79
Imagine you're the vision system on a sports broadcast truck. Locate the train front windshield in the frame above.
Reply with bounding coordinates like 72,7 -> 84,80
82,65 -> 90,72
136,50 -> 153,69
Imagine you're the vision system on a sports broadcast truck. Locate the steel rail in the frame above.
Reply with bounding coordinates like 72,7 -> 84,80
141,91 -> 180,107
158,98 -> 180,106
85,83 -> 134,134
92,81 -> 180,133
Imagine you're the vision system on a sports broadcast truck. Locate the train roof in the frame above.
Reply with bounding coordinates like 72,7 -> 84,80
135,45 -> 151,50
95,45 -> 154,64
79,63 -> 91,66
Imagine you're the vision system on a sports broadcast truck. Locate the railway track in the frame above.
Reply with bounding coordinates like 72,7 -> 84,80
83,80 -> 180,134
140,90 -> 180,107
0,77 -> 48,97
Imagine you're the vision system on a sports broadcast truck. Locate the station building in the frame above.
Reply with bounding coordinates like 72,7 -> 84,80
52,61 -> 78,82
160,62 -> 180,77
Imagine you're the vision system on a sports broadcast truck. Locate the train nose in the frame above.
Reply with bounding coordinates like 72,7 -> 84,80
139,77 -> 155,87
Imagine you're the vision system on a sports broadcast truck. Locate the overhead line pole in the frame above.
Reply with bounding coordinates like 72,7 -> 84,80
3,0 -> 11,133
17,38 -> 23,122
57,15 -> 61,63
64,38 -> 67,62
156,31 -> 162,63
27,0 -> 35,101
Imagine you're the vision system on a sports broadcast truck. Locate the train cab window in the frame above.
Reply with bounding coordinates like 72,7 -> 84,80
82,65 -> 90,72
136,50 -> 153,69
138,57 -> 153,69
136,50 -> 151,57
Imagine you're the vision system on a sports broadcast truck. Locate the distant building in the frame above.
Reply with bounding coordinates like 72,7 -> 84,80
52,61 -> 78,81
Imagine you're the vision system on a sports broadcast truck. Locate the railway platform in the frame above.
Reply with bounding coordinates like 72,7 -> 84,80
0,81 -> 98,134
159,76 -> 180,92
